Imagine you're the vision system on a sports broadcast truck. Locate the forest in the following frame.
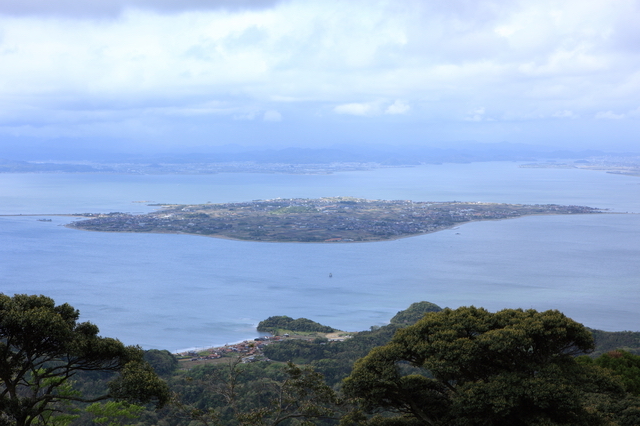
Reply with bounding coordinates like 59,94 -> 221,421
2,296 -> 640,426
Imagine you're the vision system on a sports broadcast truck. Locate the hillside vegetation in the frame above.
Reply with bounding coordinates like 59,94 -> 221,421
4,295 -> 639,426
257,315 -> 337,334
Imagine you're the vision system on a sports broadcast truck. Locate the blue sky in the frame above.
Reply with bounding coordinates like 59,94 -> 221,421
1,0 -> 639,155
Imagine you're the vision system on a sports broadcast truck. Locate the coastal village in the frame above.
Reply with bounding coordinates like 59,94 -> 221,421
175,338 -> 277,367
175,332 -> 351,368
67,197 -> 602,243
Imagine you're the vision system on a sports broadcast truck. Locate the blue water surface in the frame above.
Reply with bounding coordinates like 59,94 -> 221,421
1,162 -> 638,351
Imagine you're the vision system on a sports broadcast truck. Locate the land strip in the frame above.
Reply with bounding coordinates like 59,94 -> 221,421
65,197 -> 603,243
520,155 -> 640,177
175,330 -> 351,368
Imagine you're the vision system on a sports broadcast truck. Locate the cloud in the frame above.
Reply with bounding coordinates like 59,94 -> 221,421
465,107 -> 486,122
595,111 -> 625,120
334,102 -> 378,116
334,100 -> 410,116
385,100 -> 410,115
1,0 -> 640,152
263,110 -> 282,122
553,110 -> 579,119
0,0 -> 283,18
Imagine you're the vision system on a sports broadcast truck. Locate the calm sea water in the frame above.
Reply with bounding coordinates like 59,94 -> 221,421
1,162 -> 639,351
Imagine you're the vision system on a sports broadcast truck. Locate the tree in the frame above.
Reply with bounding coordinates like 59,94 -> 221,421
389,302 -> 442,326
257,316 -> 336,334
580,350 -> 640,396
0,294 -> 170,426
175,359 -> 342,426
85,401 -> 145,426
237,362 -> 340,426
576,350 -> 640,425
342,306 -> 625,426
144,349 -> 179,377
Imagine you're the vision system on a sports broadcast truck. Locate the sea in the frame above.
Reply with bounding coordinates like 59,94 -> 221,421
1,162 -> 639,352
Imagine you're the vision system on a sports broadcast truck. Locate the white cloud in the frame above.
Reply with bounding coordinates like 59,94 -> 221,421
385,100 -> 410,115
595,111 -> 625,120
1,0 -> 640,150
465,107 -> 486,122
2,1 -> 639,109
263,110 -> 282,122
0,0 -> 282,18
334,102 -> 378,116
333,100 -> 410,117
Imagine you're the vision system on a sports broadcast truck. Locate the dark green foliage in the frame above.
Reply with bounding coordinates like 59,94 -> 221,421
594,394 -> 640,426
84,401 -> 145,426
171,360 -> 342,426
237,362 -> 341,425
264,338 -> 332,364
0,293 -> 170,426
258,316 -> 336,334
264,325 -> 400,387
52,303 -> 640,426
589,329 -> 640,356
144,349 -> 179,376
577,350 -> 640,426
340,413 -> 436,426
343,306 -> 625,426
169,361 -> 298,425
389,302 -> 442,326
185,212 -> 210,219
579,350 -> 640,395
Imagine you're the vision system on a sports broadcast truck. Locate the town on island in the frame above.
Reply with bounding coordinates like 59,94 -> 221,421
66,197 -> 603,243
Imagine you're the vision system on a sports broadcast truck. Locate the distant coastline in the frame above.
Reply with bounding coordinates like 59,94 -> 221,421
2,149 -> 639,176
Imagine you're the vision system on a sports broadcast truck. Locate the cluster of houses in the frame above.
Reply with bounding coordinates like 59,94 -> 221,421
70,199 -> 600,242
177,335 -> 287,364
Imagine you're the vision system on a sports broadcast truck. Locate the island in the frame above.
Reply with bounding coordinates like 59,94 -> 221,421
66,197 -> 603,242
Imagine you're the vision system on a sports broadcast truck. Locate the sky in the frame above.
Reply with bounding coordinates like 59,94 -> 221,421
1,0 -> 639,156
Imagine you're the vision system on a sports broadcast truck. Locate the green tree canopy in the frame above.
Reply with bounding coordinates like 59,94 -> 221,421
343,306 -> 625,426
144,349 -> 179,377
0,294 -> 170,426
389,302 -> 442,326
580,350 -> 640,396
174,359 -> 342,426
257,316 -> 336,334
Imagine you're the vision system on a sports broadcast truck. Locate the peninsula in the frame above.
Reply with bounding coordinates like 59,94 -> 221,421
66,197 -> 602,242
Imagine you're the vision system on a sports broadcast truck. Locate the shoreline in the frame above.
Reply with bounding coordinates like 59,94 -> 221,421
62,211 -> 615,244
2,211 -> 621,244
172,330 -> 353,360
0,213 -> 86,217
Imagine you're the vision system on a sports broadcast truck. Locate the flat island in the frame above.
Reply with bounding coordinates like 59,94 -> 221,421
66,197 -> 602,242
